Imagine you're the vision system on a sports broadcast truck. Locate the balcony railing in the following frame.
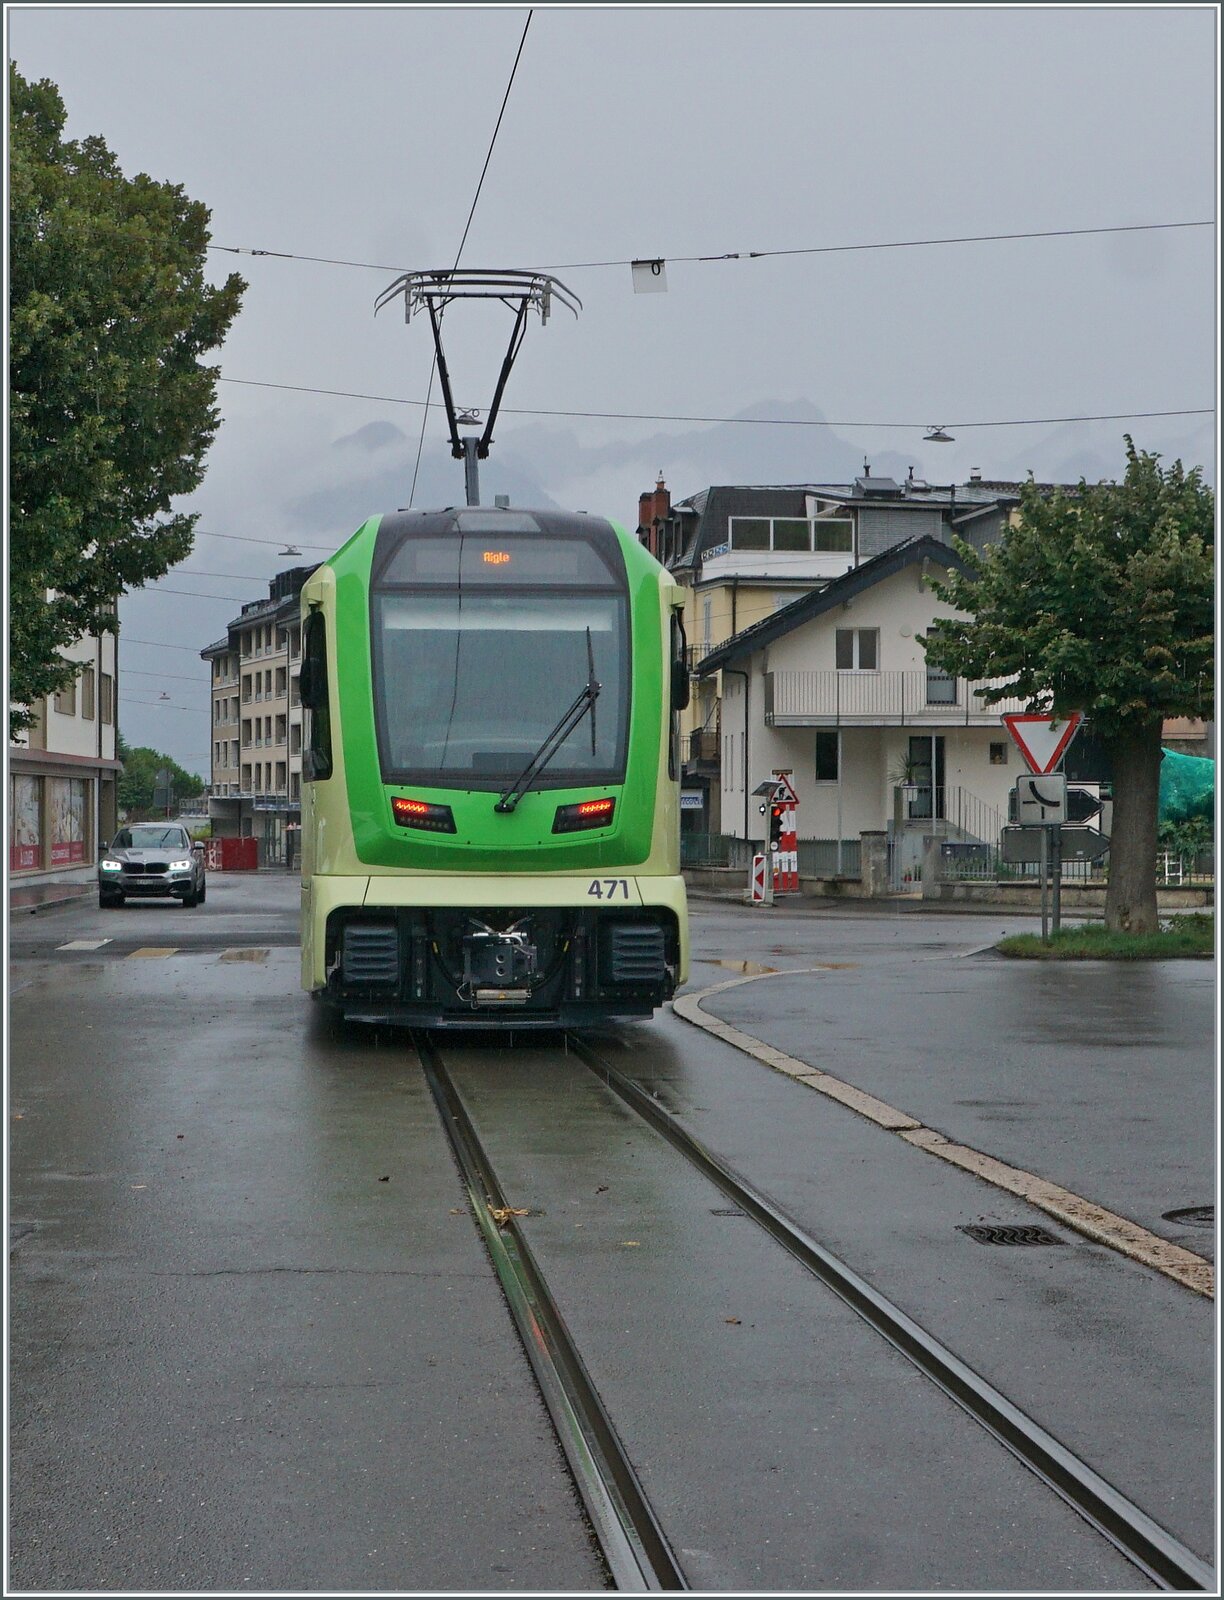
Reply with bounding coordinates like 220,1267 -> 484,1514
767,670 -> 1032,725
685,729 -> 720,764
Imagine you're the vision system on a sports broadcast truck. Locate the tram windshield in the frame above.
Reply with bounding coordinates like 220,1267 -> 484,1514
372,587 -> 629,790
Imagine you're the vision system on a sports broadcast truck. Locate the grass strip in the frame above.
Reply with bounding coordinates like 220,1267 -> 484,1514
997,914 -> 1214,960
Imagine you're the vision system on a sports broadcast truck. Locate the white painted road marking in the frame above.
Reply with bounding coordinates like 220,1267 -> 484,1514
57,939 -> 112,951
674,972 -> 1213,1299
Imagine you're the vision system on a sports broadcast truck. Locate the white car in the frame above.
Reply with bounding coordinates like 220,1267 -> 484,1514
98,824 -> 207,908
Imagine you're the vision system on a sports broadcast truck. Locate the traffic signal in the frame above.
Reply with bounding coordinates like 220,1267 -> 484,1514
768,804 -> 784,852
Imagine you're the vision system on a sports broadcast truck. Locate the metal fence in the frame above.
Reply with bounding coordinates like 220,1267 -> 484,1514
937,845 -> 1214,887
680,833 -> 861,876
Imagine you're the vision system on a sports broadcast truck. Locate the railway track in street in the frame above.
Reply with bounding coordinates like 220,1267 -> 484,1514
415,1032 -> 686,1592
416,1029 -> 1214,1594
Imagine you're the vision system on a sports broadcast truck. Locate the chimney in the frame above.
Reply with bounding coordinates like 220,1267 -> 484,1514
651,473 -> 670,525
969,467 -> 982,483
637,490 -> 654,552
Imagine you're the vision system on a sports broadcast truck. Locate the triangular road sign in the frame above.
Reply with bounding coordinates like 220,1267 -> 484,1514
1002,712 -> 1083,774
771,772 -> 799,806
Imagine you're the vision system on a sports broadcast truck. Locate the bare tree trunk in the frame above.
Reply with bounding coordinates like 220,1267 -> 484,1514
1103,720 -> 1164,934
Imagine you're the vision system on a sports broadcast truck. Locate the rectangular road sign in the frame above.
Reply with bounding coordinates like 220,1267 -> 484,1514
1001,712 -> 1083,774
1001,824 -> 1110,864
1014,774 -> 1067,825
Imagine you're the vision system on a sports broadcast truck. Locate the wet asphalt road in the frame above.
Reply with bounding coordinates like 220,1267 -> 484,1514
8,874 -> 1214,1589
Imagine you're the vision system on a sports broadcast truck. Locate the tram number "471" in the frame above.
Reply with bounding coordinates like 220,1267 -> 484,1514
587,879 -> 630,899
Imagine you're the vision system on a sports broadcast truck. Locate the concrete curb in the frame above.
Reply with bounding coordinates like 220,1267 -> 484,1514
11,889 -> 95,916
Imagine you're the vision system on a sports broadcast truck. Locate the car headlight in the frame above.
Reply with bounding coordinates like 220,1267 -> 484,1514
169,859 -> 193,871
100,859 -> 123,872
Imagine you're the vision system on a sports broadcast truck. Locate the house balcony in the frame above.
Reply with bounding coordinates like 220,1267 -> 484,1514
765,670 -> 1031,727
684,728 -> 720,768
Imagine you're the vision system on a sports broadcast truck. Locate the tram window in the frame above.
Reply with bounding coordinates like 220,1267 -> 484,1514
301,611 -> 332,781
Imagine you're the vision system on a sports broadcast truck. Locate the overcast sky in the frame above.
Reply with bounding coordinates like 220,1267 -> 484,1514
9,3 -> 1217,774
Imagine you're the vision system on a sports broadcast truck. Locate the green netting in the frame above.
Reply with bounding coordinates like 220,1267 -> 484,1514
1159,747 -> 1215,823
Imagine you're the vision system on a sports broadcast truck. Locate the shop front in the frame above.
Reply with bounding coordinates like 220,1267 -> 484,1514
8,749 -> 122,886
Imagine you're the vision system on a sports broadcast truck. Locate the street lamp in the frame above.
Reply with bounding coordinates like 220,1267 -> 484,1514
924,425 -> 955,443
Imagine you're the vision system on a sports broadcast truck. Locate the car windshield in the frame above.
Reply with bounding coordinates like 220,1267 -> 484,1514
113,827 -> 188,850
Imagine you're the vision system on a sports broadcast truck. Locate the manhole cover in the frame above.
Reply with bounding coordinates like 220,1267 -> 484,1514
958,1224 -> 1065,1247
1162,1205 -> 1214,1229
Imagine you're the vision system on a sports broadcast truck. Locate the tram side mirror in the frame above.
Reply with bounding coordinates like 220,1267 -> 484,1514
671,614 -> 690,711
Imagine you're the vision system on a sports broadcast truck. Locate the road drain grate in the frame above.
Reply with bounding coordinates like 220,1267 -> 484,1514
710,1207 -> 747,1217
1162,1205 -> 1214,1229
958,1224 -> 1066,1247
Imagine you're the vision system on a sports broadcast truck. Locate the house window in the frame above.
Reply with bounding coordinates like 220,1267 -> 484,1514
728,516 -> 854,554
80,666 -> 95,721
729,517 -> 770,551
990,741 -> 1009,765
702,597 -> 712,651
815,730 -> 839,782
835,628 -> 878,671
773,519 -> 810,552
813,518 -> 853,553
100,672 -> 113,724
54,677 -> 77,716
925,667 -> 958,705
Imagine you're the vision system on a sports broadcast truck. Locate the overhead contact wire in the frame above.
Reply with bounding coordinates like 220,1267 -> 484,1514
208,218 -> 1214,276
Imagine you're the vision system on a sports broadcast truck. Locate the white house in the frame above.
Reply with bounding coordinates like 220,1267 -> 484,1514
697,536 -> 1029,876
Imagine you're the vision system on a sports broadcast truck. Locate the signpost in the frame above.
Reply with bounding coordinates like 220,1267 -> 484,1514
1001,712 -> 1106,939
771,770 -> 800,893
749,776 -> 800,904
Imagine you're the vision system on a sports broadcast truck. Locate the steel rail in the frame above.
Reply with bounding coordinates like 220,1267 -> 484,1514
414,1033 -> 687,1593
569,1033 -> 1215,1594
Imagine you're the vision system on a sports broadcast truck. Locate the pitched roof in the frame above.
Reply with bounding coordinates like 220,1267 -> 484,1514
694,535 -> 969,674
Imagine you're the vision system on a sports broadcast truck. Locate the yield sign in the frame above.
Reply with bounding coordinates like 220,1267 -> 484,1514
1001,712 -> 1083,775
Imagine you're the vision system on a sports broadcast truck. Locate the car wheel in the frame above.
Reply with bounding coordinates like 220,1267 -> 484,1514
181,889 -> 198,908
197,881 -> 207,904
99,891 -> 118,909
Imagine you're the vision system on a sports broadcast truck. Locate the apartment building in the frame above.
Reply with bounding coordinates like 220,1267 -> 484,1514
9,628 -> 121,884
200,565 -> 317,863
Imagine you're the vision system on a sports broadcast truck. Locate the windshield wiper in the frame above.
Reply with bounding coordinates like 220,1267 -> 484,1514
494,630 -> 601,814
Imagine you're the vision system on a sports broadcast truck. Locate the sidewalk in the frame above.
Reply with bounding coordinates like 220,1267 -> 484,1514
9,880 -> 95,915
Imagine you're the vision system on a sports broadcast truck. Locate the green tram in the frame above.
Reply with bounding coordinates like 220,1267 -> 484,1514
299,505 -> 690,1027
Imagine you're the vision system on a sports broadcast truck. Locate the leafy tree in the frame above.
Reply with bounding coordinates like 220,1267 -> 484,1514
9,62 -> 244,736
925,439 -> 1214,934
116,732 -> 204,817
